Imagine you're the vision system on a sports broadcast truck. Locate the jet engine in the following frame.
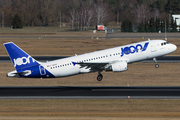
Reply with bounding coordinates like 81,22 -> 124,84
105,61 -> 128,72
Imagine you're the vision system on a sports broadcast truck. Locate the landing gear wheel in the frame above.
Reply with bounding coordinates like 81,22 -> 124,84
97,74 -> 103,81
153,58 -> 159,68
155,64 -> 159,68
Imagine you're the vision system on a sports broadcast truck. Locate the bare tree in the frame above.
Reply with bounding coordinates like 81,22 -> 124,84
94,2 -> 110,25
0,0 -> 11,8
11,0 -> 57,26
86,7 -> 94,30
0,0 -> 166,28
0,0 -> 14,26
20,0 -> 39,26
81,7 -> 87,30
62,0 -> 82,29
151,8 -> 160,18
133,4 -> 150,25
80,6 -> 94,30
67,9 -> 76,30
38,0 -> 57,26
75,10 -> 80,30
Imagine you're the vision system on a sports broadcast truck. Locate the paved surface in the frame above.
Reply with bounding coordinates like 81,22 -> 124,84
0,86 -> 180,99
1,56 -> 180,63
106,33 -> 180,38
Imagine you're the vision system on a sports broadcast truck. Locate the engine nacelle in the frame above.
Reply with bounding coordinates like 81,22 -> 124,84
112,61 -> 128,72
105,61 -> 128,72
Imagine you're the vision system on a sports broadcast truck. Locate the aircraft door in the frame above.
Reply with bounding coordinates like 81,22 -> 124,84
151,42 -> 156,52
39,65 -> 46,75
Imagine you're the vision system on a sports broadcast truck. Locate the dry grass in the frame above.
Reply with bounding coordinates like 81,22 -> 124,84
0,99 -> 180,119
0,31 -> 106,37
0,26 -> 106,37
1,117 -> 180,120
0,26 -> 85,33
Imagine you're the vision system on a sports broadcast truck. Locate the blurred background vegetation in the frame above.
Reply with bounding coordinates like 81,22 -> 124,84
0,0 -> 179,32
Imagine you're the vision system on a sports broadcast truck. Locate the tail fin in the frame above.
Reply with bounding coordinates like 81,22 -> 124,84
4,42 -> 39,71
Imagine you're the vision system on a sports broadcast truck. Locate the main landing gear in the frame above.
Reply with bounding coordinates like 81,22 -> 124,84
153,58 -> 159,68
97,71 -> 103,81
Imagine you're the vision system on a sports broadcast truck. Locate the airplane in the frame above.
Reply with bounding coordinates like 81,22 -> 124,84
4,39 -> 177,81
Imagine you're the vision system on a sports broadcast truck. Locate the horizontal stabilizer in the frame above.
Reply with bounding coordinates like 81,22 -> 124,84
7,70 -> 32,77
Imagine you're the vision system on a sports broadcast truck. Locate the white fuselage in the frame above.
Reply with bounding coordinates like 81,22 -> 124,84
41,40 -> 177,78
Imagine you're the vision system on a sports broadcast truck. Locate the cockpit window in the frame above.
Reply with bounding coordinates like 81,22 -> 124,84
161,42 -> 169,46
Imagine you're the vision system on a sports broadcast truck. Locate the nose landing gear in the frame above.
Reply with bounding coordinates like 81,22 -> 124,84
153,58 -> 159,68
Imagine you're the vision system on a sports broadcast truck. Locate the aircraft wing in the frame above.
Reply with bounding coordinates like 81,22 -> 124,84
78,62 -> 108,70
72,60 -> 120,71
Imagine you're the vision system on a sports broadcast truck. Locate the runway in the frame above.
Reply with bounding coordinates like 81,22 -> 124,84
0,86 -> 180,99
106,32 -> 180,38
1,56 -> 180,63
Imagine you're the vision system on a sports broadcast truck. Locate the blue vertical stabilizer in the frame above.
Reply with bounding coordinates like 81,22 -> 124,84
4,42 -> 40,71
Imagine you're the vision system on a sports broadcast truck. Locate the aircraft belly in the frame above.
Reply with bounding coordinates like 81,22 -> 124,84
54,66 -> 79,77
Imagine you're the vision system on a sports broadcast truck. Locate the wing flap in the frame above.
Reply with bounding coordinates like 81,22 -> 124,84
75,61 -> 118,70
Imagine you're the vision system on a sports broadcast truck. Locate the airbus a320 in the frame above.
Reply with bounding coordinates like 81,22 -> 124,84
4,39 -> 177,81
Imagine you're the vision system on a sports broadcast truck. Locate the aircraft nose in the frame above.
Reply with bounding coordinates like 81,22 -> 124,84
171,44 -> 177,52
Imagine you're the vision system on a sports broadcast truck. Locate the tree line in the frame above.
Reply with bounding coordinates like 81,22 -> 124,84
0,0 -> 179,31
